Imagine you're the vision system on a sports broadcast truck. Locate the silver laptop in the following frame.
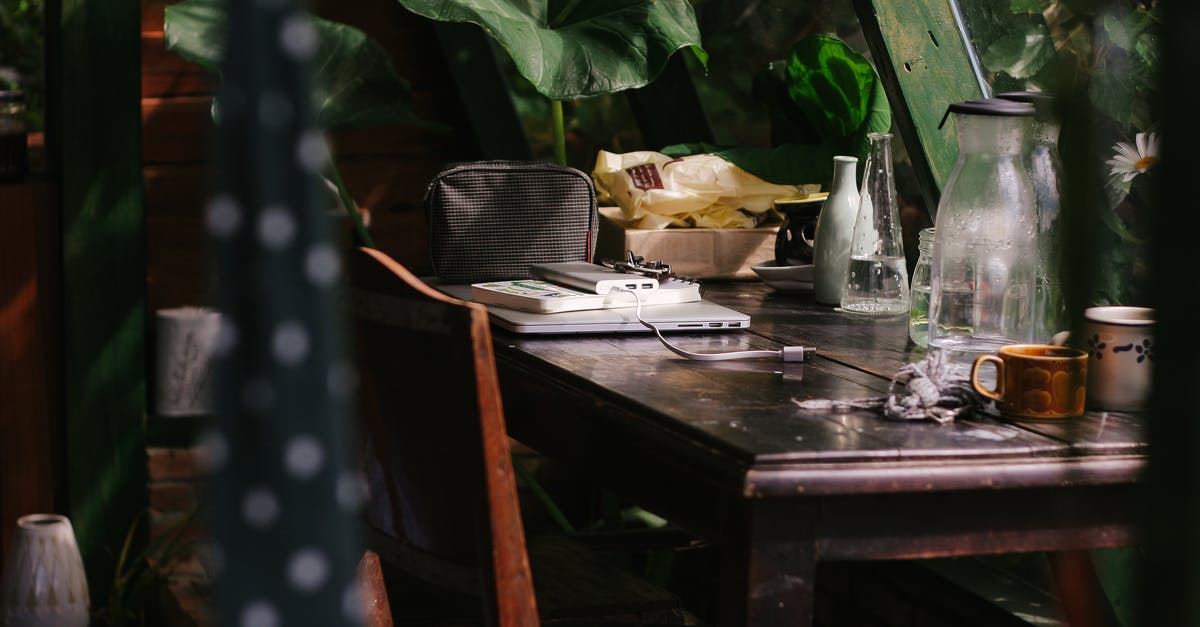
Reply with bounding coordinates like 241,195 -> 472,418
434,283 -> 751,334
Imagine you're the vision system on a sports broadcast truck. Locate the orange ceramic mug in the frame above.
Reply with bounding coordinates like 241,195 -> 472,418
971,344 -> 1088,419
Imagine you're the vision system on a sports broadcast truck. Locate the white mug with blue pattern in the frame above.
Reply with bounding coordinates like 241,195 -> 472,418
1082,306 -> 1155,412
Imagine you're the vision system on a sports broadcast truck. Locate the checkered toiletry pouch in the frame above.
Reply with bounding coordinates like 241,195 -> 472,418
426,160 -> 598,283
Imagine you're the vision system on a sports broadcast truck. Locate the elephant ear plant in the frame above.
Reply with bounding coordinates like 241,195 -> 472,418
164,0 -> 441,246
394,0 -> 708,165
664,34 -> 892,188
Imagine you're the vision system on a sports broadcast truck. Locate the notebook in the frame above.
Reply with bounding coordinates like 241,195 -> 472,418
434,283 -> 751,335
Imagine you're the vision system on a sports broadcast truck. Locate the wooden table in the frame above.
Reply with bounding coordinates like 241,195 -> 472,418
491,283 -> 1145,627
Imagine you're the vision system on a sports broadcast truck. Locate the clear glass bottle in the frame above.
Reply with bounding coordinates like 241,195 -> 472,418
929,99 -> 1038,356
840,132 -> 909,315
998,91 -> 1064,341
909,227 -> 934,346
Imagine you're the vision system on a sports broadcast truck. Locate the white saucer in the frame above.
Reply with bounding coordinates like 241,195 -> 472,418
751,261 -> 814,291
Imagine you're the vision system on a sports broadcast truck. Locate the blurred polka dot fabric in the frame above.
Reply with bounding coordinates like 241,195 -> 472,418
207,0 -> 363,624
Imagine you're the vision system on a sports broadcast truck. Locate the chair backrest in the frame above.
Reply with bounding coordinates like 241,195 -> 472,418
347,247 -> 538,627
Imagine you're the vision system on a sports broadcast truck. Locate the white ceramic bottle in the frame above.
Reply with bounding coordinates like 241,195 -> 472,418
0,514 -> 90,627
813,156 -> 860,305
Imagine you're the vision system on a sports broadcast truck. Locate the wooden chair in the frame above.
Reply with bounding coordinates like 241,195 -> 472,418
346,247 -> 684,626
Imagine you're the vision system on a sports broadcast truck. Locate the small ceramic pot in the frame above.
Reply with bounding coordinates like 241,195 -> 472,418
0,514 -> 90,627
1083,306 -> 1154,412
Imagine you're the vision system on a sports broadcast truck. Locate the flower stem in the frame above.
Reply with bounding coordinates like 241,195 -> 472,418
552,99 -> 566,166
328,160 -> 374,248
548,0 -> 583,29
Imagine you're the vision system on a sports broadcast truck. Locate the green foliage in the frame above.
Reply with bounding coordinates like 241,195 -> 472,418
784,34 -> 877,138
1010,0 -> 1052,12
665,34 -> 891,188
981,16 -> 1055,79
165,0 -> 428,130
93,509 -> 200,627
0,0 -> 43,129
393,0 -> 707,100
961,0 -> 1159,306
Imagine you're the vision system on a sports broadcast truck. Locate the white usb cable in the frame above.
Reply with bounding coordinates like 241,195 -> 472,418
610,286 -> 816,362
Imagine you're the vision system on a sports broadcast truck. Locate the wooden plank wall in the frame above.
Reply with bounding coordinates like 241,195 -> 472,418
141,0 -> 481,311
0,182 -> 61,557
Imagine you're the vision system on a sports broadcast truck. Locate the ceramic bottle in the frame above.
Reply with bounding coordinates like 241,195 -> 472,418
0,514 -> 90,627
812,156 -> 860,305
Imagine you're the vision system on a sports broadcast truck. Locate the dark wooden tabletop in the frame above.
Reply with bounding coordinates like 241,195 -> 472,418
488,281 -> 1146,626
496,282 -> 1145,474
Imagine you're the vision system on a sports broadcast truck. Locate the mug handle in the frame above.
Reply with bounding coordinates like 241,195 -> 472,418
971,355 -> 1005,402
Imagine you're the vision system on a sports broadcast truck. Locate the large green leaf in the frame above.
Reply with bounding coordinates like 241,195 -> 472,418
981,18 -> 1055,80
164,0 -> 430,130
784,35 -> 877,138
394,0 -> 706,99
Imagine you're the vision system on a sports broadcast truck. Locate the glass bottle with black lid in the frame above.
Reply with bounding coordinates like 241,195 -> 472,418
928,98 -> 1038,357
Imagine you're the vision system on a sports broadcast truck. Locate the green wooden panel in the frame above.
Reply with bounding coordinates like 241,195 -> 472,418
853,0 -> 985,211
57,0 -> 147,601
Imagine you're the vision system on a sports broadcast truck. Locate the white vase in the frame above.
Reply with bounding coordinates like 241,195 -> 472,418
0,514 -> 90,627
155,307 -> 221,416
813,156 -> 860,305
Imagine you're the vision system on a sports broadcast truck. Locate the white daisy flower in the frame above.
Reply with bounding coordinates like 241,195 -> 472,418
1106,132 -> 1159,182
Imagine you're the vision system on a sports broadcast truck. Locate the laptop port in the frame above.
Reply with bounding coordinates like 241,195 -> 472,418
625,283 -> 637,289
708,322 -> 722,327
729,322 -> 742,327
677,323 -> 703,328
642,283 -> 654,289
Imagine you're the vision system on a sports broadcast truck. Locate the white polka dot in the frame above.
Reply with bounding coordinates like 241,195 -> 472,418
214,316 -> 238,357
206,194 -> 242,239
305,244 -> 341,287
258,206 -> 297,250
342,581 -> 365,622
287,548 -> 330,593
240,600 -> 280,627
284,434 -> 325,479
280,14 -> 317,60
296,130 -> 327,173
272,321 -> 310,366
336,470 -> 366,511
243,488 -> 280,529
327,361 -> 357,399
197,430 -> 230,472
242,377 -> 275,414
258,91 -> 293,129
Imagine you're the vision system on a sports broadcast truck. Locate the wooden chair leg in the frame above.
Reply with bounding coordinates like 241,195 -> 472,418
1047,550 -> 1119,627
359,549 -> 395,627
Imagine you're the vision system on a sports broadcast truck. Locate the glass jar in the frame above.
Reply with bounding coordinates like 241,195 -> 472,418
0,91 -> 28,182
998,91 -> 1064,341
840,132 -> 909,315
929,99 -> 1038,356
909,227 -> 934,346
